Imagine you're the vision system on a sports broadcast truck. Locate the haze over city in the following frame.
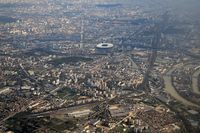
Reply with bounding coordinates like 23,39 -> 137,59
0,0 -> 200,133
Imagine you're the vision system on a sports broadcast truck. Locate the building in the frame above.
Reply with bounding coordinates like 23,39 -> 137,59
96,43 -> 114,54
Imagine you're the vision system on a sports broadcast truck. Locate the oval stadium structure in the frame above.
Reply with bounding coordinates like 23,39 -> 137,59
96,43 -> 114,54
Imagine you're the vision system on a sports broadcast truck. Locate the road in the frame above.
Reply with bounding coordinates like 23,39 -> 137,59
141,25 -> 160,92
109,110 -> 137,131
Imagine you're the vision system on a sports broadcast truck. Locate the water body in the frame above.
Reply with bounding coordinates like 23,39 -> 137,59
164,67 -> 199,107
192,68 -> 200,95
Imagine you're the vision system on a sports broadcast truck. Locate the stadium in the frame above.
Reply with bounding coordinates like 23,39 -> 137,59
96,43 -> 114,54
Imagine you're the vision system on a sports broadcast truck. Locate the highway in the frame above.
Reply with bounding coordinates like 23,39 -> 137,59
141,25 -> 160,92
140,13 -> 169,92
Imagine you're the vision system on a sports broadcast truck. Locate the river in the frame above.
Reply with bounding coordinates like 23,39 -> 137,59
192,68 -> 200,95
163,67 -> 199,108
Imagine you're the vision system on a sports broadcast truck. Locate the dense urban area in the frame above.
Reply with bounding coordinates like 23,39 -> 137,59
0,0 -> 200,133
